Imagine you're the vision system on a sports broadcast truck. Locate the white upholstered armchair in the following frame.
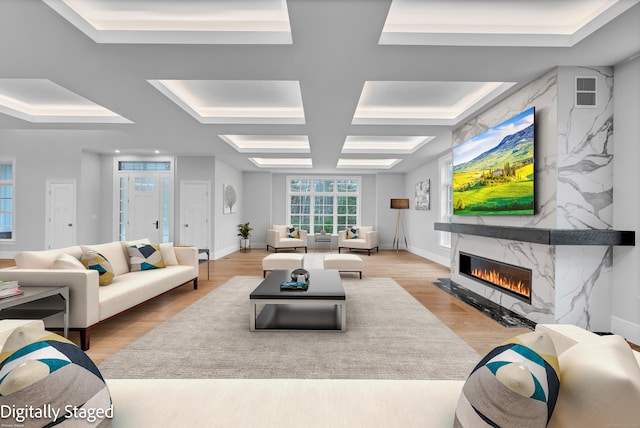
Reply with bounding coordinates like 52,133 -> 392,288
266,225 -> 308,253
338,226 -> 379,256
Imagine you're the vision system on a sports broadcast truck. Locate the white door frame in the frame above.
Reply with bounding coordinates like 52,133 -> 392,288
180,180 -> 211,251
45,179 -> 77,250
112,157 -> 175,242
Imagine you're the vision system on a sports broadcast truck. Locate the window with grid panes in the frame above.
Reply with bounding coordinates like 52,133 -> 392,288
439,155 -> 453,248
0,159 -> 14,240
287,177 -> 360,235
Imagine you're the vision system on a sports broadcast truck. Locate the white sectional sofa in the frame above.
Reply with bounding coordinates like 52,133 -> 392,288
0,240 -> 198,350
106,324 -> 640,427
0,321 -> 638,427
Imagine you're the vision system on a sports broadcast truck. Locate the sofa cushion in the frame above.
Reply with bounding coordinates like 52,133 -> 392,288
82,242 -> 129,276
548,334 -> 640,427
159,243 -> 178,266
81,250 -> 115,286
52,253 -> 86,270
272,225 -> 288,236
14,249 -> 61,269
98,265 -> 196,321
346,227 -> 359,239
455,330 -> 560,427
0,324 -> 112,425
127,244 -> 166,271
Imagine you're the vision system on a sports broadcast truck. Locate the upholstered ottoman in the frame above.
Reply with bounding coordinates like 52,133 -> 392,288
323,254 -> 363,278
262,253 -> 305,277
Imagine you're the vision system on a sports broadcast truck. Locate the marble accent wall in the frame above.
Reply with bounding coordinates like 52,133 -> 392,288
452,69 -> 559,229
554,66 -> 614,331
556,67 -> 614,229
450,67 -> 615,332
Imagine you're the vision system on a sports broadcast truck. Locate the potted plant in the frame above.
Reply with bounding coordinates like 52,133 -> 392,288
237,222 -> 253,252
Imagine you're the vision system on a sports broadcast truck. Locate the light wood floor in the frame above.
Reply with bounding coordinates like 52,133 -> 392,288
1,250 -> 637,363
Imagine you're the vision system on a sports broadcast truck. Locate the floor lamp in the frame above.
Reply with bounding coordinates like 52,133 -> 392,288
390,198 -> 409,251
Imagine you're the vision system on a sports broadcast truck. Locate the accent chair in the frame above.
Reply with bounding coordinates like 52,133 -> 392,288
266,225 -> 308,253
338,226 -> 379,256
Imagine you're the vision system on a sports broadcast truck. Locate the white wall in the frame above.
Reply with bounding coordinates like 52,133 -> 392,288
79,152 -> 102,246
243,171 -> 273,249
612,55 -> 640,343
404,156 -> 449,265
0,130 -> 85,255
374,173 -> 405,248
214,158 -> 243,258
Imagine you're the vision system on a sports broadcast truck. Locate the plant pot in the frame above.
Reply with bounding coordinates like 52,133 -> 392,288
240,238 -> 251,252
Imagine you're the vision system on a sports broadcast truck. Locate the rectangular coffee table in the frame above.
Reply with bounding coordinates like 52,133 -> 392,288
250,269 -> 346,331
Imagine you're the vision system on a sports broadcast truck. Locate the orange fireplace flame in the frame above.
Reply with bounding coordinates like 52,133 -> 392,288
471,268 -> 531,298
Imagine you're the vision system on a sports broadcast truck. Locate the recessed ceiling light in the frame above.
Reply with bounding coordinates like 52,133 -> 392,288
342,136 -> 434,154
379,0 -> 636,47
220,135 -> 310,153
0,79 -> 131,123
149,80 -> 305,124
43,0 -> 293,44
337,159 -> 401,169
249,158 -> 313,168
154,150 -> 160,154
352,81 -> 514,125
115,149 -> 120,153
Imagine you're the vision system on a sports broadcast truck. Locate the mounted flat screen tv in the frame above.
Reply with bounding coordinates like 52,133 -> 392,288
453,107 -> 535,215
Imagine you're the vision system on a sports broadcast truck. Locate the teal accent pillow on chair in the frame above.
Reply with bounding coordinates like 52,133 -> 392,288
287,227 -> 300,239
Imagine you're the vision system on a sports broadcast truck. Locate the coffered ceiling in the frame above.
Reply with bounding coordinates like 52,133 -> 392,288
0,0 -> 639,173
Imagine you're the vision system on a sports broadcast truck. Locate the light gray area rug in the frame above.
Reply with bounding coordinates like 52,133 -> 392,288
98,276 -> 480,380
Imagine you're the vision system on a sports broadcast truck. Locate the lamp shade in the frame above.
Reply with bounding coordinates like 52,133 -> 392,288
390,198 -> 410,209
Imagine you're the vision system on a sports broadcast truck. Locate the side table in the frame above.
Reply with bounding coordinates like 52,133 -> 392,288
198,248 -> 210,280
0,285 -> 69,338
313,234 -> 333,252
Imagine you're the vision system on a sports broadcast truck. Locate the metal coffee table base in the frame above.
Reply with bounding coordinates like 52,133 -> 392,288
250,299 -> 346,331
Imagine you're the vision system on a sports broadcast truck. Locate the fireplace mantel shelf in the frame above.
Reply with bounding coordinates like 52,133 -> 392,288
434,223 -> 635,246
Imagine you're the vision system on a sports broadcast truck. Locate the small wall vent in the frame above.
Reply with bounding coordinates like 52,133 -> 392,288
576,76 -> 597,107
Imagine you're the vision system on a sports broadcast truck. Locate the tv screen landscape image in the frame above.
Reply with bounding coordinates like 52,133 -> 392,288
452,106 -> 535,215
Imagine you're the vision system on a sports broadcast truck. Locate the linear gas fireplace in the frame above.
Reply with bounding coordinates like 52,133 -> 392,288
459,252 -> 532,304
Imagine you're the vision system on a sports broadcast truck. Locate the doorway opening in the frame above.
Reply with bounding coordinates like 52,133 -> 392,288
115,159 -> 174,243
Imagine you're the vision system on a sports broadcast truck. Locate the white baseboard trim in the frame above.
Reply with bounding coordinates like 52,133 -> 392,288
213,245 -> 239,260
407,246 -> 450,267
0,251 -> 17,259
611,316 -> 640,345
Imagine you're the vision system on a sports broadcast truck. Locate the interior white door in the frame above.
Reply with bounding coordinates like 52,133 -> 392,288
46,180 -> 76,250
128,173 -> 161,242
180,180 -> 210,250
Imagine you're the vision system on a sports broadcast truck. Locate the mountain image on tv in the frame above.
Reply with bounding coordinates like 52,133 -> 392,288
453,107 -> 535,215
